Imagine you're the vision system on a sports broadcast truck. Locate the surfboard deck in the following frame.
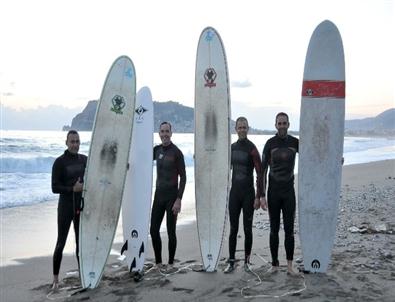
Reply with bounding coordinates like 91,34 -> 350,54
79,56 -> 136,288
194,27 -> 231,272
298,20 -> 345,273
121,86 -> 154,274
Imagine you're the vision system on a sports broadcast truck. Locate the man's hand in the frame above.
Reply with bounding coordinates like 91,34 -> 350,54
260,197 -> 267,211
172,197 -> 181,215
73,178 -> 83,192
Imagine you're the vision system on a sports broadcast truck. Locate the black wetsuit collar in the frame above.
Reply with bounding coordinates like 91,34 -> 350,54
276,133 -> 288,141
161,142 -> 173,150
237,138 -> 248,143
64,149 -> 79,158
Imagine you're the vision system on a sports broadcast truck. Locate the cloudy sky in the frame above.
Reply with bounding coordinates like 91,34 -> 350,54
0,0 -> 393,129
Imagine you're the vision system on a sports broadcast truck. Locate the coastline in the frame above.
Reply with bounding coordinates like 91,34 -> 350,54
1,159 -> 395,301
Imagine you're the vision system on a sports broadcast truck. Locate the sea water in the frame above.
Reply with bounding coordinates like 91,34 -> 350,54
1,130 -> 395,211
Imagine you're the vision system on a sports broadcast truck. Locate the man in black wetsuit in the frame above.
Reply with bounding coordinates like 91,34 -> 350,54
150,122 -> 186,269
261,112 -> 298,274
51,130 -> 87,289
224,117 -> 264,273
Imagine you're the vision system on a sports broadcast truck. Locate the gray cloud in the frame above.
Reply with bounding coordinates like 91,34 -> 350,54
231,79 -> 252,88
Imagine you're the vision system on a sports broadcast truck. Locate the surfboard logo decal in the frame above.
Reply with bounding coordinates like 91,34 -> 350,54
135,105 -> 148,122
311,259 -> 321,269
139,242 -> 144,257
205,30 -> 214,42
131,229 -> 138,238
125,67 -> 134,78
111,95 -> 126,114
204,68 -> 217,88
99,178 -> 112,187
302,80 -> 345,98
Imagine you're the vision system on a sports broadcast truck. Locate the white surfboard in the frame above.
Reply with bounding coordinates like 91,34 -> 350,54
298,20 -> 345,273
194,27 -> 231,272
121,87 -> 154,275
79,56 -> 136,288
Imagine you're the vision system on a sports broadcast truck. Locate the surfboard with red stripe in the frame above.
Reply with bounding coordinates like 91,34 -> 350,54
298,20 -> 345,273
302,80 -> 345,98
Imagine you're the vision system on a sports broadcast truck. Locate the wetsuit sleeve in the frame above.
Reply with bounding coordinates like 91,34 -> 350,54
51,157 -> 73,194
153,146 -> 158,161
261,142 -> 271,196
176,150 -> 186,199
296,137 -> 299,153
251,147 -> 263,198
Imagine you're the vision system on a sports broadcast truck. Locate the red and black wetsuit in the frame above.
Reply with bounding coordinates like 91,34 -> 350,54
228,138 -> 263,262
150,142 -> 186,265
52,150 -> 87,275
262,134 -> 298,266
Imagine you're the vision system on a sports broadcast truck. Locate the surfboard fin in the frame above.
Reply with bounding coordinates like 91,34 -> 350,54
139,242 -> 144,257
131,258 -> 136,270
121,240 -> 128,255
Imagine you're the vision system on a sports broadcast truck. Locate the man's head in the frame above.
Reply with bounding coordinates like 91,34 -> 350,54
275,112 -> 289,138
66,130 -> 80,154
235,116 -> 249,140
159,122 -> 172,146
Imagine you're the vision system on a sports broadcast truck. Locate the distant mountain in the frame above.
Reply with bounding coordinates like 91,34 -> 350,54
65,101 -> 395,136
153,101 -> 194,132
63,100 -> 97,131
1,104 -> 81,130
65,100 -> 269,134
345,108 -> 395,136
3,101 -> 393,136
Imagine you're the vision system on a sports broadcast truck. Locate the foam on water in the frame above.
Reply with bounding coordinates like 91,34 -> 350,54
1,130 -> 394,209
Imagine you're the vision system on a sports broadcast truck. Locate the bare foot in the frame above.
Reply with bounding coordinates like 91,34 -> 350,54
51,280 -> 59,291
268,266 -> 279,274
155,263 -> 166,271
287,262 -> 299,276
287,269 -> 299,276
165,264 -> 178,274
51,275 -> 59,291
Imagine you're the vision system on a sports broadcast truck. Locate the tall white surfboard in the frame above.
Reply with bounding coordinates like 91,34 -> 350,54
298,20 -> 345,273
195,27 -> 231,272
79,56 -> 136,288
121,87 -> 154,275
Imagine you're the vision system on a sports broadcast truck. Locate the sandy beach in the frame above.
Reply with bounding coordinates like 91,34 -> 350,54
1,159 -> 394,302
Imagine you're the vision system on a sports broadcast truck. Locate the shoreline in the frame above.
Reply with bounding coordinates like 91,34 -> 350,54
3,155 -> 395,211
1,159 -> 395,301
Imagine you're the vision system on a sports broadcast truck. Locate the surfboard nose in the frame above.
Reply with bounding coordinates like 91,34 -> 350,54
304,20 -> 345,81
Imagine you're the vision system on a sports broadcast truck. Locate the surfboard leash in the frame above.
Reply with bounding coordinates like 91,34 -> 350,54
240,253 -> 307,299
141,261 -> 200,280
46,285 -> 88,300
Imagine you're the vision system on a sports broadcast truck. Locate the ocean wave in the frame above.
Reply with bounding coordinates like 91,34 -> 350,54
343,137 -> 395,153
183,153 -> 194,167
1,157 -> 56,173
0,172 -> 53,209
0,195 -> 55,209
1,145 -> 60,155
